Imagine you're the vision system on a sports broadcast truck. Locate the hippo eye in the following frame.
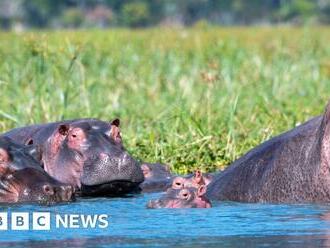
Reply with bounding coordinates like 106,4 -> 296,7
172,178 -> 185,189
180,190 -> 191,200
69,128 -> 85,141
42,184 -> 54,195
43,185 -> 51,193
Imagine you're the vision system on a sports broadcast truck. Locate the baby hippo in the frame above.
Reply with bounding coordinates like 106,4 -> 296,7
147,185 -> 212,209
171,170 -> 213,190
139,163 -> 173,193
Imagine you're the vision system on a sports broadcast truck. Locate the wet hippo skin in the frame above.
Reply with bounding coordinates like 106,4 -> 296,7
2,119 -> 144,197
0,137 -> 74,204
139,163 -> 173,193
207,101 -> 330,203
147,185 -> 212,209
140,163 -> 214,194
171,170 -> 214,190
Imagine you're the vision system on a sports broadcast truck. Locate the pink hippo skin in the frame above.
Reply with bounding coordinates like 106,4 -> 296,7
147,185 -> 212,209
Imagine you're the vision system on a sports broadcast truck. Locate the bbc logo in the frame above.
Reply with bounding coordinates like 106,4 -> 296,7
0,212 -> 109,230
0,212 -> 50,230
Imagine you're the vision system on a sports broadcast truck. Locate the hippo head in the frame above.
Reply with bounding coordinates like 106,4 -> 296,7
39,119 -> 144,196
171,170 -> 213,190
0,137 -> 74,204
139,163 -> 173,193
141,163 -> 172,180
147,185 -> 212,209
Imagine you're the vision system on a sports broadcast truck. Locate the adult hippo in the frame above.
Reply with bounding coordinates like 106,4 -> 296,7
147,185 -> 212,209
0,137 -> 74,204
2,119 -> 144,196
207,101 -> 330,203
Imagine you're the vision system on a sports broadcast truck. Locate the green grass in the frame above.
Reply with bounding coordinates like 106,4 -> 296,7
0,27 -> 330,174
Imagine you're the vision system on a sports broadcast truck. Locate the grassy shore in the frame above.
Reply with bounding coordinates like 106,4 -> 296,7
0,27 -> 329,173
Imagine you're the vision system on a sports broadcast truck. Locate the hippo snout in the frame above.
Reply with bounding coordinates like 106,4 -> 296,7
119,153 -> 144,182
147,198 -> 183,209
147,199 -> 165,209
80,151 -> 144,196
82,152 -> 143,185
42,184 -> 75,202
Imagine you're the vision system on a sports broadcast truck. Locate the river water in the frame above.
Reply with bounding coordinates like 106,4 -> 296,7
1,192 -> 330,247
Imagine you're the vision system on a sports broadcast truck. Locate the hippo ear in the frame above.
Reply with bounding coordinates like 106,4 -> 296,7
194,170 -> 205,185
197,185 -> 207,197
110,119 -> 122,143
141,164 -> 151,178
195,170 -> 202,179
58,124 -> 70,136
111,118 -> 120,127
141,163 -> 150,172
25,138 -> 34,145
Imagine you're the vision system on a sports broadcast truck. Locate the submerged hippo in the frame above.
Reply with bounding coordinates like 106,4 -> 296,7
171,170 -> 214,190
0,137 -> 74,204
2,119 -> 144,196
139,163 -> 173,193
207,101 -> 330,203
139,163 -> 214,193
147,185 -> 211,209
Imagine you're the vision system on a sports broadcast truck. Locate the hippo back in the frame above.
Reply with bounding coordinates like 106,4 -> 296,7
207,115 -> 325,203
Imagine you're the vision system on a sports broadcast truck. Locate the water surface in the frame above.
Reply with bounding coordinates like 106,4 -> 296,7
1,193 -> 330,247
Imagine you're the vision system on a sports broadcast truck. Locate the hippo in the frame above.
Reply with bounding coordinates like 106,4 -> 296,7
0,137 -> 74,204
2,119 -> 144,196
139,163 -> 214,193
147,185 -> 212,209
139,163 -> 173,193
207,100 -> 330,203
171,170 -> 214,190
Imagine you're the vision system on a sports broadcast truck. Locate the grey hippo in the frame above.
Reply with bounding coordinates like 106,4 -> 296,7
0,137 -> 74,204
2,118 -> 144,197
139,163 -> 173,193
207,100 -> 330,203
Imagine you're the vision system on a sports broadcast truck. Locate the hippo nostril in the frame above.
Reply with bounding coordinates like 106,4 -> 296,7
179,189 -> 191,200
43,185 -> 55,195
